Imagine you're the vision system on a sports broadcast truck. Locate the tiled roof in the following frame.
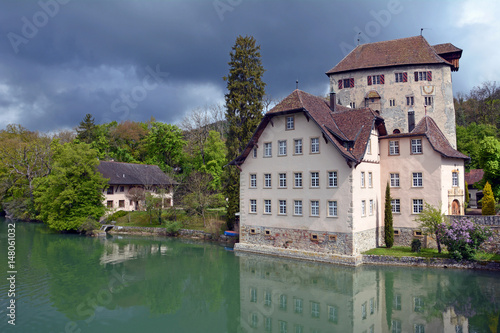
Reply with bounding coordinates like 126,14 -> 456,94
381,116 -> 469,160
465,169 -> 484,185
97,161 -> 177,186
231,90 -> 385,166
326,36 -> 452,75
433,43 -> 462,55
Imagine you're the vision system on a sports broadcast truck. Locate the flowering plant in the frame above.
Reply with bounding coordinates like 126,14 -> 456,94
437,218 -> 493,261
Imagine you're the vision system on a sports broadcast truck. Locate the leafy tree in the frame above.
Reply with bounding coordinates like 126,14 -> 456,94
478,136 -> 500,197
456,123 -> 498,170
414,202 -> 445,253
199,130 -> 227,190
33,142 -> 108,231
482,181 -> 496,215
76,113 -> 97,144
384,183 -> 394,248
223,35 -> 266,230
182,171 -> 222,227
145,122 -> 186,173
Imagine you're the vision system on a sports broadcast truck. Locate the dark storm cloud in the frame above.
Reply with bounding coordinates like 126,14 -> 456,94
0,0 -> 497,131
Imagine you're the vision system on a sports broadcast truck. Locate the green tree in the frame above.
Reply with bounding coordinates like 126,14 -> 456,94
33,142 -> 108,231
478,136 -> 500,197
76,113 -> 97,144
223,35 -> 266,230
414,202 -> 445,253
145,122 -> 186,173
384,183 -> 394,248
200,130 -> 227,190
182,171 -> 221,227
482,181 -> 496,215
456,123 -> 498,170
465,181 -> 470,209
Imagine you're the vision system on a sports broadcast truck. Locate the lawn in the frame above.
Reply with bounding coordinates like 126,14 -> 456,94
363,246 -> 500,261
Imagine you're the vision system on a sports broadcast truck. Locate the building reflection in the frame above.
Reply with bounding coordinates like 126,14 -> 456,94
237,253 -> 476,333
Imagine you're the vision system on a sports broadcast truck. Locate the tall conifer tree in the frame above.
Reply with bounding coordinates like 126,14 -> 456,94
384,183 -> 394,248
223,35 -> 266,230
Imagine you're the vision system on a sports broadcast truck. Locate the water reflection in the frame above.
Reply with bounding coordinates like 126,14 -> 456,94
237,253 -> 500,333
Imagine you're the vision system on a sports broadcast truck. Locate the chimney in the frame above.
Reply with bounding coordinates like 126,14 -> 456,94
329,91 -> 336,112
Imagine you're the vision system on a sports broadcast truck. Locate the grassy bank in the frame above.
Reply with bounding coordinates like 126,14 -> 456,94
363,246 -> 500,261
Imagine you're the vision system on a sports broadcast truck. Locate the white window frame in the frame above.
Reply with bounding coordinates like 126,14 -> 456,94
250,199 -> 257,213
412,172 -> 423,187
264,199 -> 272,214
311,137 -> 320,153
294,200 -> 303,216
328,201 -> 338,217
311,301 -> 320,318
411,139 -> 422,154
252,147 -> 257,158
367,138 -> 371,154
310,172 -> 319,188
250,174 -> 257,188
310,200 -> 319,217
389,140 -> 399,155
390,173 -> 400,187
278,140 -> 287,156
294,139 -> 303,155
264,173 -> 272,188
368,172 -> 373,187
361,200 -> 366,217
279,200 -> 287,215
413,199 -> 424,214
294,172 -> 302,188
294,297 -> 303,314
361,172 -> 365,188
286,116 -> 294,130
264,142 -> 272,157
369,199 -> 374,215
279,173 -> 287,188
328,171 -> 338,187
452,171 -> 459,187
391,199 -> 400,213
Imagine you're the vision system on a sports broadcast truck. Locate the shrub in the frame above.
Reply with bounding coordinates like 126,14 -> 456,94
78,217 -> 100,235
482,182 -> 496,215
384,183 -> 394,248
108,210 -> 129,221
164,220 -> 183,236
411,239 -> 422,253
437,217 -> 493,261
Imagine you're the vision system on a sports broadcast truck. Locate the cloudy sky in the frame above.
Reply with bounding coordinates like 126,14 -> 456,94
0,0 -> 499,132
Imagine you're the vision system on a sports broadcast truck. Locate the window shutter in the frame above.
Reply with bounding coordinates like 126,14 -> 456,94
380,74 -> 385,84
350,78 -> 354,87
427,71 -> 432,81
403,72 -> 407,82
367,76 -> 372,85
338,80 -> 343,90
414,72 -> 419,82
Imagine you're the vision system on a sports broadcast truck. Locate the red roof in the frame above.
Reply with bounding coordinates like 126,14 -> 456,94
465,169 -> 484,185
326,36 -> 453,75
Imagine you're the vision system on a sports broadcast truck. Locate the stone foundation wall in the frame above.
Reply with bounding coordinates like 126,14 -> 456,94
240,225 -> 378,256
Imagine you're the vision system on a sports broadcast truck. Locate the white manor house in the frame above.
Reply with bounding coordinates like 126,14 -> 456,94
231,36 -> 468,264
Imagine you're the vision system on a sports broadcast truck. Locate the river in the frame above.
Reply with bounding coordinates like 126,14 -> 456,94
1,217 -> 499,333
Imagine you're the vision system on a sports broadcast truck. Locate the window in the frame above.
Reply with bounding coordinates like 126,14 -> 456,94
311,201 -> 319,216
395,72 -> 408,83
120,186 -> 124,192
328,201 -> 338,217
311,172 -> 319,187
393,294 -> 402,310
119,200 -> 125,208
424,96 -> 433,106
279,173 -> 287,188
264,200 -> 272,214
264,291 -> 272,306
368,172 -> 373,187
279,321 -> 287,333
369,199 -> 374,215
361,200 -> 366,216
406,96 -> 414,106
452,171 -> 459,187
338,78 -> 354,89
367,74 -> 385,85
362,302 -> 367,319
294,139 -> 303,154
414,71 -> 432,82
350,102 -> 356,108
250,174 -> 257,188
414,324 -> 425,333
390,173 -> 400,187
250,288 -> 257,302
413,199 -> 424,214
411,139 -> 422,154
250,199 -> 257,213
107,200 -> 113,208
264,142 -> 272,157
253,147 -> 257,158
294,298 -> 303,314
361,172 -> 365,187
251,313 -> 258,328
328,305 -> 338,323
311,301 -> 320,318
279,294 -> 287,310
412,172 -> 423,187
264,174 -> 271,188
392,319 -> 402,333
389,140 -> 399,155
286,116 -> 294,130
265,317 -> 272,332
311,138 -> 319,153
370,298 -> 374,315
294,172 -> 302,187
279,200 -> 287,215
414,297 -> 424,313
391,199 -> 400,213
279,140 -> 287,156
294,200 -> 303,215
389,98 -> 396,106
328,171 -> 338,187
107,186 -> 114,195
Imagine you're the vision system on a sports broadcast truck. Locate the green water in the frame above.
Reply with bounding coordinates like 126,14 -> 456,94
1,218 -> 499,333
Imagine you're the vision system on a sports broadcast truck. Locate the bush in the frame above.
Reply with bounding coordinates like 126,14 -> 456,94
78,217 -> 100,235
411,239 -> 422,253
164,220 -> 182,236
482,182 -> 496,215
108,210 -> 129,221
437,217 -> 493,261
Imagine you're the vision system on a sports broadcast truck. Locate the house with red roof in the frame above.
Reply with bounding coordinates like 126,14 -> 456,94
465,169 -> 485,208
231,36 -> 467,264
